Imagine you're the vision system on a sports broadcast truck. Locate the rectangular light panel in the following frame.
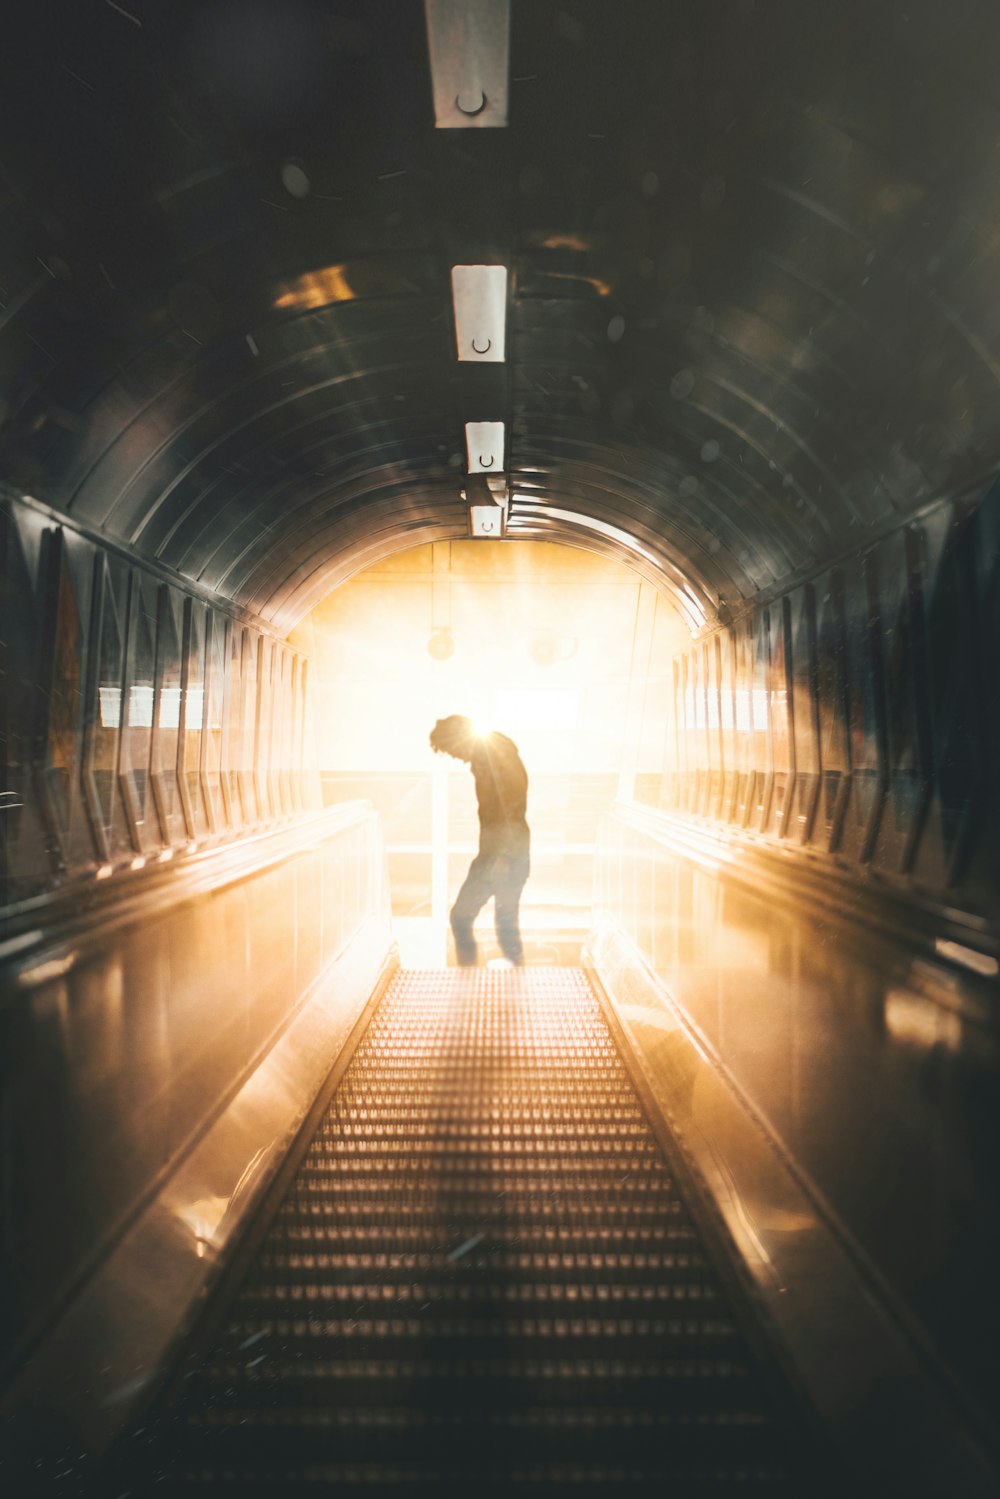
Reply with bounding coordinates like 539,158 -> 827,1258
425,0 -> 510,129
465,421 -> 505,473
452,265 -> 507,362
468,503 -> 506,538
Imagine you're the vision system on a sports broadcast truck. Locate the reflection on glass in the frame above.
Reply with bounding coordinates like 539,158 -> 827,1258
240,631 -> 259,825
223,625 -> 243,826
733,628 -> 753,824
1,507 -> 44,892
44,546 -> 83,836
923,528 -> 975,872
152,587 -> 185,844
787,588 -> 819,841
204,612 -> 227,831
670,658 -> 685,808
182,601 -> 208,838
120,577 -> 157,849
845,562 -> 881,845
287,650 -> 300,811
751,613 -> 771,828
86,563 -> 125,852
882,548 -> 920,840
279,649 -> 291,812
720,631 -> 736,819
769,606 -> 790,836
706,635 -> 722,817
269,648 -> 288,815
287,656 -> 301,811
792,590 -> 819,780
255,639 -> 273,822
817,572 -> 849,843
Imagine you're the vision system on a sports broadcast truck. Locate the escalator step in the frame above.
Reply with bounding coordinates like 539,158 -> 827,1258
136,969 -> 816,1493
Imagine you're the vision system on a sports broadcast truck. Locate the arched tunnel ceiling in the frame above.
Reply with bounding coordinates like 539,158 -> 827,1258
2,1 -> 1000,633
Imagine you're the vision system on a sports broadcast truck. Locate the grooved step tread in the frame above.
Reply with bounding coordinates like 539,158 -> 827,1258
132,969 -> 815,1493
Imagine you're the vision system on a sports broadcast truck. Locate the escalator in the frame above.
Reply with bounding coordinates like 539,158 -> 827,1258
116,968 -> 827,1495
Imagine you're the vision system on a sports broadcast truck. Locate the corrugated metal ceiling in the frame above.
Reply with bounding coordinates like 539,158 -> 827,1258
2,1 -> 999,631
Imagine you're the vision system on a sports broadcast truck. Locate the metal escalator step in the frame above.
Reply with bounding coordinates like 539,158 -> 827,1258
235,1278 -> 719,1305
142,968 -> 816,1493
250,1250 -> 711,1276
269,1222 -> 702,1247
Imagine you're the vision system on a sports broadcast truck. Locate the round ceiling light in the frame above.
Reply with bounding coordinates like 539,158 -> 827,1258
427,628 -> 455,661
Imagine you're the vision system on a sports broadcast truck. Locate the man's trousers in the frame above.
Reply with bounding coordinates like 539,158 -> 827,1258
450,826 -> 530,965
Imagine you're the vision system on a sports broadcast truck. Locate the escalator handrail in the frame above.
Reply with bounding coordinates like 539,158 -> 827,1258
1,801 -> 378,991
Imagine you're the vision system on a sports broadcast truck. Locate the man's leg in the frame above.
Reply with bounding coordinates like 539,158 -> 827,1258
450,854 -> 495,965
493,856 -> 529,964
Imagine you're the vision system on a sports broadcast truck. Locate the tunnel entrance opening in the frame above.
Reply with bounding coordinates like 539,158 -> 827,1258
290,537 -> 689,966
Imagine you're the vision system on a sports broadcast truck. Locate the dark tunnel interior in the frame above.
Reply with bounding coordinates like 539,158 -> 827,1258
1,3 -> 999,1495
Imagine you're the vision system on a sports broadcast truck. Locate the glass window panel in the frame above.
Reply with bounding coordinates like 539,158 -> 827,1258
769,605 -> 791,775
885,617 -> 916,789
41,539 -> 84,841
223,624 -> 244,826
181,600 -> 208,839
277,649 -> 294,814
683,647 -> 701,803
787,587 -> 819,842
273,644 -> 288,814
791,589 -> 819,779
673,656 -> 685,790
689,647 -> 706,815
767,604 -> 791,836
706,635 -> 723,817
881,533 -> 922,841
151,586 -> 185,844
239,630 -> 259,824
289,654 -> 303,812
1,503 -> 49,898
923,510 -> 976,861
841,558 -> 883,859
733,625 -> 754,825
204,612 -> 227,830
119,575 -> 158,850
697,642 -> 710,811
750,611 -> 772,828
719,629 -> 736,820
255,638 -> 273,822
816,570 -> 849,844
84,562 -> 126,857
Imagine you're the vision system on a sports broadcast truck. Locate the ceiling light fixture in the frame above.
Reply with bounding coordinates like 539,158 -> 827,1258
428,627 -> 455,661
464,473 -> 507,538
451,265 -> 507,362
424,0 -> 511,129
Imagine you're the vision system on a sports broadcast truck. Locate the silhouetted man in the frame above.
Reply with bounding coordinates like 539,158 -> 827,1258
429,715 -> 530,966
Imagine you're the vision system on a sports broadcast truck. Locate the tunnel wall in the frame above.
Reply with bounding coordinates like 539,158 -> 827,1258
659,483 -> 1000,918
591,803 -> 999,1431
613,483 -> 1000,1420
1,489 -> 320,909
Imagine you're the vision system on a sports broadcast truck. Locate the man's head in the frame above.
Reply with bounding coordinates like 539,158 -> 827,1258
429,714 -> 478,762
